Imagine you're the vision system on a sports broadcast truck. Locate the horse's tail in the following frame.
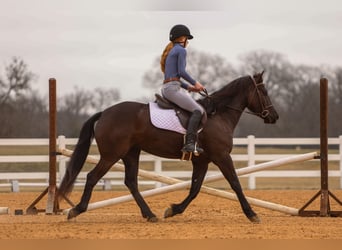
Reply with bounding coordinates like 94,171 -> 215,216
58,112 -> 102,199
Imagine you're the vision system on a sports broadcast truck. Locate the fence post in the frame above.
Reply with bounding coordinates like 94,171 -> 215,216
57,135 -> 67,182
154,158 -> 162,188
247,135 -> 256,189
11,180 -> 19,192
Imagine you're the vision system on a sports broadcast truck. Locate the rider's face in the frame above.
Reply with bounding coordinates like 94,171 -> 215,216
178,36 -> 189,47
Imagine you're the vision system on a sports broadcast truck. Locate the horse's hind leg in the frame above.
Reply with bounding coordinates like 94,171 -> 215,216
122,147 -> 158,222
164,158 -> 209,218
67,158 -> 115,220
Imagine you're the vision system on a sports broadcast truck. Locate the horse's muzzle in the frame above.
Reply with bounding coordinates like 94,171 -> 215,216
263,110 -> 279,124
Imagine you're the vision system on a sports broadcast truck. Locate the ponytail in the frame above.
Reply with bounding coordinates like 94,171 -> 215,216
160,42 -> 174,73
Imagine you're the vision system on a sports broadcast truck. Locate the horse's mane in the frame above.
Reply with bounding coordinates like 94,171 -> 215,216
212,75 -> 251,99
198,75 -> 251,113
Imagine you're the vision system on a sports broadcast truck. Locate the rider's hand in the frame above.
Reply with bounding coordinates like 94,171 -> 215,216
187,85 -> 197,92
194,82 -> 205,92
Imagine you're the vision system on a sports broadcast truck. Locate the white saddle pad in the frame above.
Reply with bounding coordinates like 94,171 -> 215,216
149,102 -> 186,134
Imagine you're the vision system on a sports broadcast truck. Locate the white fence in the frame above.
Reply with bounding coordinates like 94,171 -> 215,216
0,135 -> 341,192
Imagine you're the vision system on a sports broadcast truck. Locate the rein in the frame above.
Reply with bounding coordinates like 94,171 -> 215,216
199,88 -> 209,97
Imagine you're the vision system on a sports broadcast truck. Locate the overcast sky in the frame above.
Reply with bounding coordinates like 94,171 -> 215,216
1,0 -> 341,100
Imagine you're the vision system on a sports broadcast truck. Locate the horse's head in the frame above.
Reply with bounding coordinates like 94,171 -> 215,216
246,71 -> 279,124
198,71 -> 279,124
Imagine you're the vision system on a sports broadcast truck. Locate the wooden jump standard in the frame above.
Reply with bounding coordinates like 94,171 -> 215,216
26,79 -> 73,215
298,78 -> 342,217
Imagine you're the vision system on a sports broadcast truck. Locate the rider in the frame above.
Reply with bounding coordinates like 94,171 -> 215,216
160,24 -> 205,154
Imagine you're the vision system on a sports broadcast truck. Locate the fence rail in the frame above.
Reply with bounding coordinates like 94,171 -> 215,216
0,135 -> 341,192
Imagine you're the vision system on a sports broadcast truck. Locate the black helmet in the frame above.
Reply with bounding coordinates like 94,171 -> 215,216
169,24 -> 194,41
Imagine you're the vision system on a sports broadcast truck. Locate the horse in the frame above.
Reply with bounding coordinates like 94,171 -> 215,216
58,71 -> 279,223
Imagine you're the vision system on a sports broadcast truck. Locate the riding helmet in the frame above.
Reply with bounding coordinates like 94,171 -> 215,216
169,24 -> 194,41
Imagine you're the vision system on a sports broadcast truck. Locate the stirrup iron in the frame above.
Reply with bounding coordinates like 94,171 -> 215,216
181,151 -> 193,161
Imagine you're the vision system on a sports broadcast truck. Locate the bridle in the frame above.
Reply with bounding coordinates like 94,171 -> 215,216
245,75 -> 273,119
199,75 -> 273,119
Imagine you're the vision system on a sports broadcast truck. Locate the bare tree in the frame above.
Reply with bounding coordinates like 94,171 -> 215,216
57,86 -> 120,137
327,67 -> 342,136
0,57 -> 45,138
89,87 -> 120,113
235,51 -> 324,137
238,50 -> 299,108
2,92 -> 48,137
186,49 -> 238,90
58,86 -> 120,115
331,67 -> 342,104
0,57 -> 36,105
58,87 -> 92,117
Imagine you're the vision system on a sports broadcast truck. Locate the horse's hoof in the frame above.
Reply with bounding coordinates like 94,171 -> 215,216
147,216 -> 158,223
164,207 -> 173,218
67,208 -> 80,220
248,215 -> 261,224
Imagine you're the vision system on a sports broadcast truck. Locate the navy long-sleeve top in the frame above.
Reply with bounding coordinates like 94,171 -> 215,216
164,43 -> 197,89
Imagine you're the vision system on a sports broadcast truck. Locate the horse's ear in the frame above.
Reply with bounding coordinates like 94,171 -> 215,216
259,70 -> 265,82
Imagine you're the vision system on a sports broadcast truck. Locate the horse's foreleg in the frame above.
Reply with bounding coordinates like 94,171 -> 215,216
164,158 -> 209,218
123,147 -> 157,222
214,154 -> 260,223
67,158 -> 115,220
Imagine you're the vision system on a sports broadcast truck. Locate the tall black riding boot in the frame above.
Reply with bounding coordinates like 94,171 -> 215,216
181,110 -> 204,155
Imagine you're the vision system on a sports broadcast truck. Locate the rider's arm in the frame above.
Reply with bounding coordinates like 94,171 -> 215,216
177,48 -> 196,85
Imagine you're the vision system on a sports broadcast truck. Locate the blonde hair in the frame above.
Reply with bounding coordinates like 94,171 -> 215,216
160,42 -> 174,73
160,37 -> 186,73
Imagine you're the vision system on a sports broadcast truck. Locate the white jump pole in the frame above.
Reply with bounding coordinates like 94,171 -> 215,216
61,149 -> 317,215
0,207 -> 9,215
60,149 -> 317,186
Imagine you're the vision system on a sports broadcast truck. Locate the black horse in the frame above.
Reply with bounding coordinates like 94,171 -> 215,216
58,71 -> 279,223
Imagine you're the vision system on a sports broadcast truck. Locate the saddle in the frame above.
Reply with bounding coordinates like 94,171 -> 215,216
154,94 -> 207,130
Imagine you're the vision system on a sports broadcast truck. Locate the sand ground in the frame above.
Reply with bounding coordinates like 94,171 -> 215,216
0,190 -> 341,239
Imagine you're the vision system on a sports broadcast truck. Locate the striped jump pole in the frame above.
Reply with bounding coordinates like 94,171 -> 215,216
60,149 -> 317,215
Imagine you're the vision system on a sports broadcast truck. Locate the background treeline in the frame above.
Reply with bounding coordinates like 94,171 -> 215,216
1,50 -> 341,138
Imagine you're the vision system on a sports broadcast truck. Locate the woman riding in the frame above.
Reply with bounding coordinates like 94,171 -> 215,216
160,24 -> 205,154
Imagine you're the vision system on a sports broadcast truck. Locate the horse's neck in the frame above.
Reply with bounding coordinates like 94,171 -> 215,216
220,103 -> 245,131
204,76 -> 251,130
215,88 -> 248,130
